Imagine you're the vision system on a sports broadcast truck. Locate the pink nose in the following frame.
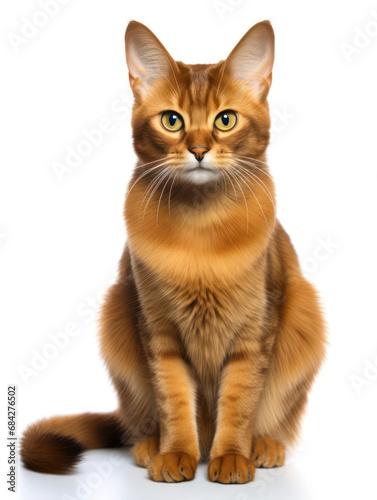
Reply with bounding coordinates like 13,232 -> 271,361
189,146 -> 209,162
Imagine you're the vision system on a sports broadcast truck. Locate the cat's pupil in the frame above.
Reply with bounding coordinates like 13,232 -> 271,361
169,114 -> 177,126
222,114 -> 229,126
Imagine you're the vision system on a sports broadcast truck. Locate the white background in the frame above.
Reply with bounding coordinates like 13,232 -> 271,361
1,0 -> 377,499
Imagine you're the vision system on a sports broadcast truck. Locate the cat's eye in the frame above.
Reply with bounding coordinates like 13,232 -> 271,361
214,110 -> 237,131
161,111 -> 184,132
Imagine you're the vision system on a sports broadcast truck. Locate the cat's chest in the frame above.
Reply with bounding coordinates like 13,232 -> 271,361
133,254 -> 265,375
166,281 -> 249,376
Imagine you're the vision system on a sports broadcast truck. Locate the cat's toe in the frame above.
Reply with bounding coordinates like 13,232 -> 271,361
133,437 -> 159,468
208,454 -> 255,484
252,437 -> 285,468
148,452 -> 197,482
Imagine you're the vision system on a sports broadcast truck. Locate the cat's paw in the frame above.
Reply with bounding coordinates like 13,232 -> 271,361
148,452 -> 197,482
208,454 -> 255,484
133,437 -> 159,468
252,437 -> 285,468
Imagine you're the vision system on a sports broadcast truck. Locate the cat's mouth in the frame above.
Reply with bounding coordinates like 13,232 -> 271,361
180,161 -> 219,185
185,165 -> 214,173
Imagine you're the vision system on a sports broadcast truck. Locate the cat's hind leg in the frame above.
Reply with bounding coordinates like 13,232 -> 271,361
133,437 -> 159,468
253,274 -> 326,450
99,255 -> 158,447
251,436 -> 285,468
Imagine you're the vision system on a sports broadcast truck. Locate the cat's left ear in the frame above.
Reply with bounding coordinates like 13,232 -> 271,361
125,21 -> 179,100
225,21 -> 275,100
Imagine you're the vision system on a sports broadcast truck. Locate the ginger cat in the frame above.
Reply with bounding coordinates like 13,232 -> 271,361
21,21 -> 326,484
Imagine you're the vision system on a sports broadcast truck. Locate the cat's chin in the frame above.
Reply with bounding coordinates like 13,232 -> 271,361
179,164 -> 220,185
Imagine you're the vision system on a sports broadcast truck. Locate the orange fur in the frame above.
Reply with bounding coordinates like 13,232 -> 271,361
21,21 -> 326,484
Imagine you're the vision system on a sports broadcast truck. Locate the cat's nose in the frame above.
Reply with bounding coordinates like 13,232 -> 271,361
189,146 -> 209,162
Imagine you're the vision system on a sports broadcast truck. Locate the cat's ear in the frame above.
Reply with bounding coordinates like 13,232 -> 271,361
225,21 -> 275,100
125,21 -> 178,99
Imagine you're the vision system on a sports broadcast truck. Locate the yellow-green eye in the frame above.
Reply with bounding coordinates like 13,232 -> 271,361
214,110 -> 237,131
161,111 -> 184,132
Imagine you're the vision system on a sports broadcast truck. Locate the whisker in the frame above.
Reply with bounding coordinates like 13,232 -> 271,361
233,157 -> 274,180
157,169 -> 175,224
220,169 -> 228,196
234,165 -> 276,229
141,166 -> 170,209
230,162 -> 276,230
225,167 -> 249,233
134,156 -> 170,169
168,170 -> 179,217
234,155 -> 273,170
226,163 -> 270,232
125,162 -> 168,202
230,161 -> 276,214
142,167 -> 171,223
222,169 -> 238,198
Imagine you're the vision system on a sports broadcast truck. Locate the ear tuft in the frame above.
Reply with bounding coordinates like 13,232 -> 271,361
125,21 -> 178,99
226,21 -> 275,100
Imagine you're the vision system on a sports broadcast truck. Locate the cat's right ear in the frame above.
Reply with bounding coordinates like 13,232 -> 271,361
225,21 -> 275,101
125,21 -> 178,100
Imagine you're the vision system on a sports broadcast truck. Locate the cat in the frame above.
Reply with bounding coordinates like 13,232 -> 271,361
21,20 -> 326,484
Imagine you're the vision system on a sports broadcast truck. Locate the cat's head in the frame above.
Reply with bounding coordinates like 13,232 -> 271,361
125,20 -> 275,215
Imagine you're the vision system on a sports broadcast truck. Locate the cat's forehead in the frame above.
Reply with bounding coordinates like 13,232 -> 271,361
175,61 -> 224,111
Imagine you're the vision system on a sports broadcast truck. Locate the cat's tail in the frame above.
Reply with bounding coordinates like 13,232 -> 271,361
20,411 -> 125,474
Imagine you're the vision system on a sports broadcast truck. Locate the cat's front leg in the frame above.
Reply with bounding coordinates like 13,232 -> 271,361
146,326 -> 200,482
209,338 -> 269,484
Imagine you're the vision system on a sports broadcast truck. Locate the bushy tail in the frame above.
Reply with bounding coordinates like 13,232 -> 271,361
21,411 -> 125,474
